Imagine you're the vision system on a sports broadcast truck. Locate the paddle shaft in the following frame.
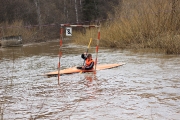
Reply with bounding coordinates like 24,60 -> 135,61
83,38 -> 92,66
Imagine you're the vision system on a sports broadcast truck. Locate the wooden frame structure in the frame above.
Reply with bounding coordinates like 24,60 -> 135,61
58,24 -> 100,85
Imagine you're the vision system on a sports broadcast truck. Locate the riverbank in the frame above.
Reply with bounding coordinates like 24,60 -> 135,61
72,0 -> 180,55
72,30 -> 180,55
0,21 -> 59,46
1,0 -> 180,54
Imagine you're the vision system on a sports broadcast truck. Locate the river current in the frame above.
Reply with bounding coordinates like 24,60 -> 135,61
0,40 -> 179,120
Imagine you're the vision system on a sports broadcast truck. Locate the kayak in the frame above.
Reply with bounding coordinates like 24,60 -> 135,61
45,63 -> 125,76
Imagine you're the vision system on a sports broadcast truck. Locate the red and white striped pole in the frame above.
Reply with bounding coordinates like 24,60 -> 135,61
95,26 -> 100,70
58,26 -> 63,85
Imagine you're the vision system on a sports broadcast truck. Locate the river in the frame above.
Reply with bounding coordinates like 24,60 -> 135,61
0,40 -> 180,120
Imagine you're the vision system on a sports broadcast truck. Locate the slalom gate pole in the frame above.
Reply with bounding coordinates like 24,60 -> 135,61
58,26 -> 63,85
95,26 -> 100,71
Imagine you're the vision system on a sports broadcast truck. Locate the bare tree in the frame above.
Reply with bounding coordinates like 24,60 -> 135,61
34,0 -> 42,30
74,0 -> 79,23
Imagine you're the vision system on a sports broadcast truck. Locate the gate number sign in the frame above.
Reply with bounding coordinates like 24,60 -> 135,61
66,27 -> 72,36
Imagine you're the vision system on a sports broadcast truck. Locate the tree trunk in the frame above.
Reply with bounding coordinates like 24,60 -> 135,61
79,0 -> 82,12
74,0 -> 79,23
63,0 -> 66,22
34,0 -> 42,30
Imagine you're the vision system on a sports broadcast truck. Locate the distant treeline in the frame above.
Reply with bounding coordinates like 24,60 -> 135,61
0,0 -> 120,25
0,0 -> 120,42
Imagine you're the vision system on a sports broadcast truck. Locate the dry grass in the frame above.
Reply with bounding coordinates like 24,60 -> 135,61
0,21 -> 37,43
72,28 -> 99,47
73,0 -> 180,54
0,21 -> 59,44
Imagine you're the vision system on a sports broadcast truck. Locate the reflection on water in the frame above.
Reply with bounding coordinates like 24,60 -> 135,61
0,40 -> 180,120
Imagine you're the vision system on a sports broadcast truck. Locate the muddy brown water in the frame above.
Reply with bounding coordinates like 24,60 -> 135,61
0,40 -> 180,120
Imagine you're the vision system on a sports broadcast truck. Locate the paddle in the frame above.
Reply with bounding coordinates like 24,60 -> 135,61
83,38 -> 92,66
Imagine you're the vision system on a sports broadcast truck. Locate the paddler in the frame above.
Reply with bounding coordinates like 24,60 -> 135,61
77,53 -> 94,70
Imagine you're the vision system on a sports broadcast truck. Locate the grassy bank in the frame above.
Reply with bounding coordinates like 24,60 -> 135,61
0,21 -> 59,44
73,0 -> 180,54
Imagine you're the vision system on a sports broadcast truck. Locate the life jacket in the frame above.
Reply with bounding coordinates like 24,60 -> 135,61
85,59 -> 94,66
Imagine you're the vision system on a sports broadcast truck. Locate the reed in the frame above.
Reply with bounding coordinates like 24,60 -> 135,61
72,28 -> 98,47
73,0 -> 180,54
0,21 -> 59,44
0,21 -> 36,43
